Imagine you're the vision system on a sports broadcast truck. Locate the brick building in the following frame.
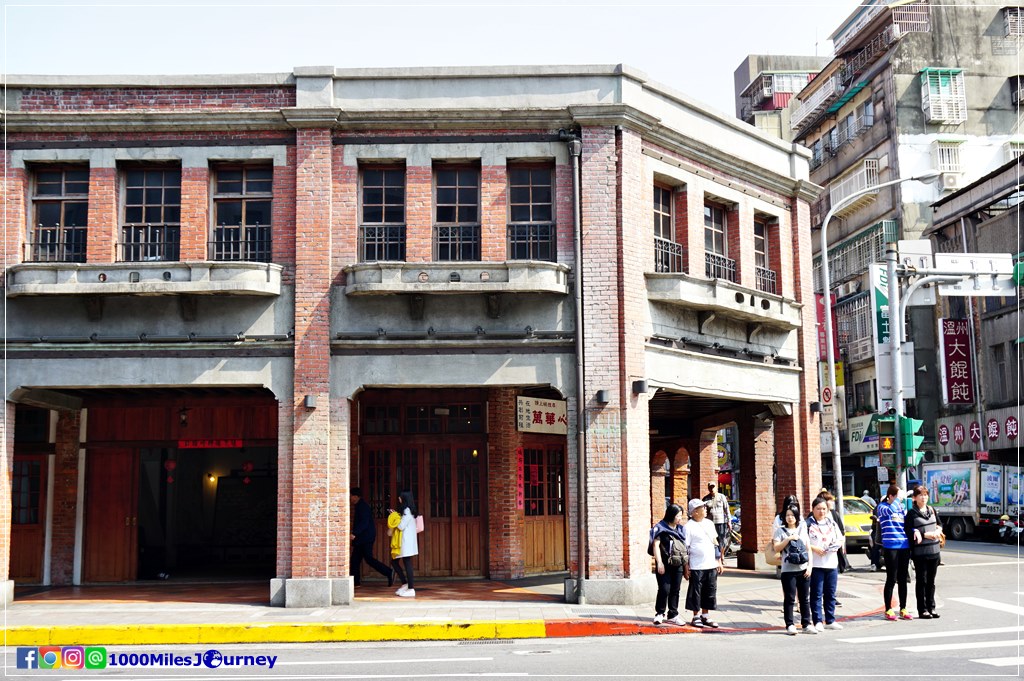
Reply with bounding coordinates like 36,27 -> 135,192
2,65 -> 821,607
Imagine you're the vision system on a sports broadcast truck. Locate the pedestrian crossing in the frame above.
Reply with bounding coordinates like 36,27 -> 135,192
837,599 -> 1023,671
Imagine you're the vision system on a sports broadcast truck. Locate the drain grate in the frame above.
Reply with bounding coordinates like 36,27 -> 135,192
568,606 -> 625,617
458,639 -> 514,646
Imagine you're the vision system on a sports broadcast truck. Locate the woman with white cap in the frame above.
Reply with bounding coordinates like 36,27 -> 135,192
683,497 -> 724,628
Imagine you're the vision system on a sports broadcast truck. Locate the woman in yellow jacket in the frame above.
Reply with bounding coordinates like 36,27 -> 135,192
388,491 -> 419,597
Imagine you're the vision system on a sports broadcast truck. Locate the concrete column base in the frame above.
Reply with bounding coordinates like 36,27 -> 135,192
1,580 -> 13,605
564,576 -> 655,605
330,577 -> 354,605
270,577 -> 354,607
269,578 -> 286,607
738,549 -> 772,571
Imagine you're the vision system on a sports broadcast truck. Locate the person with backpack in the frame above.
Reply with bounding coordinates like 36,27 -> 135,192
388,491 -> 420,598
773,504 -> 813,635
807,495 -> 844,632
877,484 -> 912,621
649,503 -> 688,625
905,484 -> 944,619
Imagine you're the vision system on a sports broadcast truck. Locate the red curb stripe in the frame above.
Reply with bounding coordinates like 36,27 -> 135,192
544,620 -> 699,637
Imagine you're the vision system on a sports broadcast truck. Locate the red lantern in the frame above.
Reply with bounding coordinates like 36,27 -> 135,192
163,460 -> 177,472
242,476 -> 251,485
166,475 -> 175,484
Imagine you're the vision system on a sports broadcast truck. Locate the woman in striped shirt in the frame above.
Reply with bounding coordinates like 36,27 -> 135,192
876,484 -> 912,621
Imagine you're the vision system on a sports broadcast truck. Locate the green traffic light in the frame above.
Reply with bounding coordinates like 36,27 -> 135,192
900,415 -> 925,465
1014,261 -> 1024,286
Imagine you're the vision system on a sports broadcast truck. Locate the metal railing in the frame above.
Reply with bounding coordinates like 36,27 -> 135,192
435,225 -> 481,261
359,224 -> 406,262
507,223 -> 556,261
832,2 -> 887,53
25,224 -> 87,263
653,237 -> 684,273
705,252 -> 736,282
791,76 -> 842,131
829,159 -> 879,208
119,224 -> 180,262
755,266 -> 777,294
210,224 -> 272,262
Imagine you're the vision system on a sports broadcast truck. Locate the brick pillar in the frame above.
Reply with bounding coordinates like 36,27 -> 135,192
1,402 -> 14,603
50,410 -> 82,585
334,148 -> 357,284
406,165 -> 432,262
555,164 -> 574,264
673,188 -> 689,271
488,389 -> 525,579
684,181 -> 705,276
179,166 -> 208,260
737,416 -> 775,569
689,431 -> 718,500
275,397 -> 294,582
286,126 -> 342,607
3,158 -> 26,266
734,200 -> 755,289
86,167 -> 117,263
481,164 -> 507,261
651,450 -> 670,525
272,150 -> 297,283
669,443 -> 691,506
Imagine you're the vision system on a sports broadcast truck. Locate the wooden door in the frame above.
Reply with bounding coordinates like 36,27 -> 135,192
523,443 -> 567,574
84,448 -> 139,582
10,455 -> 48,583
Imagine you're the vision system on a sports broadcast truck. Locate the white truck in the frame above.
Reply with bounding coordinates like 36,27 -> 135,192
920,462 -> 1010,541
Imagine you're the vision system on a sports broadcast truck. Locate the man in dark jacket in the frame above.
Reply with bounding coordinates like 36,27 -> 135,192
350,487 -> 394,587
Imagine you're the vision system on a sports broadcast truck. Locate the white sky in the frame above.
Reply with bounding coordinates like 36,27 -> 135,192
2,1 -> 858,116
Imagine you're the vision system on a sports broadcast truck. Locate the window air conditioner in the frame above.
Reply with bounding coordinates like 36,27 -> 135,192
939,172 -> 962,191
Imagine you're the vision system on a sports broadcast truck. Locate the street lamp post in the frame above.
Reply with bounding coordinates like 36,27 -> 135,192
819,170 -> 940,516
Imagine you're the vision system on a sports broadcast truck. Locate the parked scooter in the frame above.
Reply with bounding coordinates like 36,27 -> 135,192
998,515 -> 1022,544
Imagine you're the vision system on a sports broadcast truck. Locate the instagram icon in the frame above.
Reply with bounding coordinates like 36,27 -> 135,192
63,646 -> 85,669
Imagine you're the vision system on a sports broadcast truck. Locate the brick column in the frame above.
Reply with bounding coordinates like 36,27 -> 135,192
669,443 -> 691,506
673,188 -> 689,272
684,182 -> 705,276
555,164 -> 574,264
481,164 -> 507,261
334,148 -> 357,283
285,126 -> 343,607
737,415 -> 775,569
86,167 -> 117,263
651,450 -> 670,525
50,410 -> 82,585
3,158 -> 26,266
1,402 -> 14,603
405,165 -> 432,262
689,431 -> 718,499
274,397 -> 294,593
487,389 -> 525,579
272,150 -> 297,283
179,166 -> 209,260
733,200 -> 755,289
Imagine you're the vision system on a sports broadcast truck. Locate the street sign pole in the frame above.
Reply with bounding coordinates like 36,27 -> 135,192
886,248 -> 905,487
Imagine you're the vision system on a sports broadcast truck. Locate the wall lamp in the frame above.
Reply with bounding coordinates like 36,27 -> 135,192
632,380 -> 649,395
303,395 -> 318,409
809,401 -> 822,413
595,390 -> 611,405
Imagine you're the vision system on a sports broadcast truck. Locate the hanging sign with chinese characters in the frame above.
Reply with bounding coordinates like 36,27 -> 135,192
938,318 -> 975,405
516,397 -> 568,435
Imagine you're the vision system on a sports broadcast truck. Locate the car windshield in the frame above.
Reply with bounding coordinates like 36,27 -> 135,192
842,498 -> 873,514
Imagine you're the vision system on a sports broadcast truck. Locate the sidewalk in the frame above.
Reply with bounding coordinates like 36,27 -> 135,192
2,567 -> 884,646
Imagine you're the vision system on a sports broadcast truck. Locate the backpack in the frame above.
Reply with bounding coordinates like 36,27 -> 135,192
784,535 -> 808,564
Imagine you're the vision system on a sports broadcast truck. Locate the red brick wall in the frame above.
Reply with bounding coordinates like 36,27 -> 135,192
737,416 -> 775,569
275,398 -> 293,577
50,411 -> 81,585
9,131 -> 293,145
481,165 -> 507,261
405,165 -> 432,262
290,128 -> 334,578
487,389 -> 525,579
333,149 -> 358,284
18,88 -> 296,112
555,163 -> 574,264
673,188 -> 689,272
84,167 -> 117,263
791,195 -> 822,504
273,149 -> 297,285
3,157 -> 26,267
179,167 -> 208,261
0,403 -> 13,581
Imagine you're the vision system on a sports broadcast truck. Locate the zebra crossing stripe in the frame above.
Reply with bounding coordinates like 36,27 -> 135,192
970,657 -> 1024,667
838,625 -> 1024,644
949,597 -> 1024,617
897,640 -> 1022,653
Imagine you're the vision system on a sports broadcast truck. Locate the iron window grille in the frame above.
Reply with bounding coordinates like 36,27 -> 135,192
28,166 -> 89,263
920,68 -> 967,124
119,166 -> 181,262
754,218 -> 776,294
507,166 -> 555,261
654,237 -> 684,273
360,166 -> 406,262
704,203 -> 736,282
434,167 -> 480,261
211,165 -> 272,262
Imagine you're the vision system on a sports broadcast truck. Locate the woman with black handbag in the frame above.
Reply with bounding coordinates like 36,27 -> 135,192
905,485 -> 944,619
649,504 -> 687,625
773,505 -> 814,635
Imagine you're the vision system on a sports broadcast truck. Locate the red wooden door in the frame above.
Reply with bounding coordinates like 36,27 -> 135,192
84,448 -> 139,582
10,455 -> 48,583
523,442 -> 567,574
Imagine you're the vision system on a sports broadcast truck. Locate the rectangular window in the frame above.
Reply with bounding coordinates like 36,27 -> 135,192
434,165 -> 480,261
992,343 -> 1008,402
29,166 -> 89,263
121,165 -> 181,262
12,460 -> 42,525
447,404 -> 484,434
1005,7 -> 1023,36
211,164 -> 272,262
754,217 -> 777,294
704,202 -> 736,281
360,165 -> 406,262
405,405 -> 441,434
653,184 -> 682,273
921,68 -> 967,124
933,141 -> 963,173
507,165 -> 555,261
363,405 -> 400,435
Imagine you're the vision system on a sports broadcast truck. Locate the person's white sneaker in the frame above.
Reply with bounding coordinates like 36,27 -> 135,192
814,622 -> 825,633
397,588 -> 416,598
802,625 -> 818,634
396,584 -> 408,595
786,625 -> 797,636
653,614 -> 665,625
824,622 -> 843,630
665,615 -> 683,626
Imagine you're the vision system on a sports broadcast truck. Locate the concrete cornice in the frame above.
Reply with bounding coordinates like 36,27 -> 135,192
4,73 -> 294,87
3,110 -> 291,133
327,64 -> 634,80
335,108 -> 574,131
281,107 -> 343,129
569,104 -> 661,132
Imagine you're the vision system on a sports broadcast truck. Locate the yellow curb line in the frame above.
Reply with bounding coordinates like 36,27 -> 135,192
3,620 -> 548,646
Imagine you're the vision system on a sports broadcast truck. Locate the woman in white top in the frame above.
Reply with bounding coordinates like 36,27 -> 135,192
773,505 -> 813,635
683,498 -> 724,628
807,495 -> 844,631
391,491 -> 420,598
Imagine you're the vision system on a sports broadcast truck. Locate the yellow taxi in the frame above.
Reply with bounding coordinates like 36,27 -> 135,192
841,496 -> 874,552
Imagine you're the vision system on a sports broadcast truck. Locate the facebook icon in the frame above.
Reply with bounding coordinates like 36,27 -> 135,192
16,648 -> 38,669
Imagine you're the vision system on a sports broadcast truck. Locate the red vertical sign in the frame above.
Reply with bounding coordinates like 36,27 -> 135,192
516,447 -> 525,510
816,293 -> 839,359
939,318 -> 975,405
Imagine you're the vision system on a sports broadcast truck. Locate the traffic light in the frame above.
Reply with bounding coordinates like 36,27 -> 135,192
877,416 -> 896,453
1014,260 -> 1024,286
900,416 -> 925,466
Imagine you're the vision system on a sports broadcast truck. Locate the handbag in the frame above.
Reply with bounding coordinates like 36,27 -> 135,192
763,537 -> 782,566
699,522 -> 722,561
415,515 -> 425,533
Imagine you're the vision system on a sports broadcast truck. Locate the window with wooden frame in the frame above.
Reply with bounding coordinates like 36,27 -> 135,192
28,165 -> 89,263
434,165 -> 480,261
211,164 -> 272,262
507,164 -> 555,261
360,165 -> 406,262
753,215 -> 777,294
120,164 -> 181,262
653,184 -> 683,272
704,201 -> 736,281
522,445 -> 565,517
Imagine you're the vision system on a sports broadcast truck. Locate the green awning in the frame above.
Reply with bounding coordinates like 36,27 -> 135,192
827,82 -> 868,114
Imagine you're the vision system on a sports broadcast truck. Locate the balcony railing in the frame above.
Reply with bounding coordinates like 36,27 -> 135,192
832,2 -> 888,53
791,76 -> 842,131
705,252 -> 736,282
507,223 -> 556,262
119,224 -> 180,262
210,224 -> 272,263
435,225 -> 481,261
654,237 -> 684,273
25,224 -> 87,263
360,224 -> 406,262
829,159 -> 879,215
755,266 -> 777,295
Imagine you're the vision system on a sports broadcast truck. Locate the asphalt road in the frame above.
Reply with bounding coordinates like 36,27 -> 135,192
5,540 -> 1019,679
